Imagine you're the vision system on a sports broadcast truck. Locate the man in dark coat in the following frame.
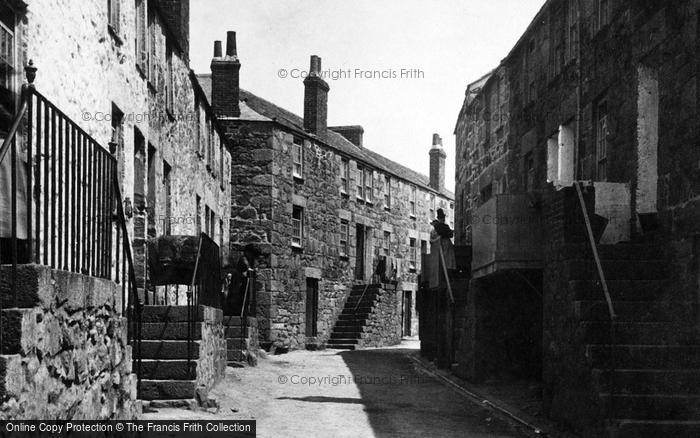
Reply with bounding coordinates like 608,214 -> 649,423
225,244 -> 259,316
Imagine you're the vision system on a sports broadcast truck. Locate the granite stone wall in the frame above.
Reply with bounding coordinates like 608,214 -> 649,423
357,286 -> 402,348
0,265 -> 139,420
195,306 -> 226,397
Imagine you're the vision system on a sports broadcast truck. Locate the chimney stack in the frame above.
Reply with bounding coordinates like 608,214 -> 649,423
329,126 -> 363,148
429,133 -> 446,192
303,55 -> 330,134
211,31 -> 241,118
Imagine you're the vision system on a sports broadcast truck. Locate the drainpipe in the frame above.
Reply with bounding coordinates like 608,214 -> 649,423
575,0 -> 582,180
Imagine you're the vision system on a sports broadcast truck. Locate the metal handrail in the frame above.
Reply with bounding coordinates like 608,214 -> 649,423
113,171 -> 142,393
574,181 -> 617,422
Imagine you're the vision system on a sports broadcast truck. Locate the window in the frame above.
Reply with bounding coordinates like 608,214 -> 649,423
195,98 -> 203,157
292,206 -> 304,247
108,0 -> 120,35
383,232 -> 391,257
409,238 -> 417,270
340,158 -> 349,194
205,116 -> 213,170
134,0 -> 147,73
356,165 -> 365,200
596,101 -> 609,181
410,186 -> 416,217
293,137 -> 303,179
163,161 -> 172,235
384,176 -> 391,210
147,10 -> 161,90
339,220 -> 349,257
219,137 -> 224,182
364,168 -> 373,203
165,40 -> 174,115
430,194 -> 436,219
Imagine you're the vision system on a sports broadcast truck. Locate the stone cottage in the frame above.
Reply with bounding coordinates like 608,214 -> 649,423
439,1 -> 700,437
197,33 -> 454,351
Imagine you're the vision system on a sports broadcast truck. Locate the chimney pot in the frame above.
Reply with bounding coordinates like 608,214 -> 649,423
226,31 -> 237,57
213,40 -> 222,58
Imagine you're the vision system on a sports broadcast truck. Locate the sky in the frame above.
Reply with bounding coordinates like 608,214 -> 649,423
190,0 -> 545,192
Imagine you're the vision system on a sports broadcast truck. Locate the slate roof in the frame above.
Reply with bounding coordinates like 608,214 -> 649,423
196,74 -> 454,199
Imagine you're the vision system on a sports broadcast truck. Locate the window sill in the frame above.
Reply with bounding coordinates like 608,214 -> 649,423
340,191 -> 349,199
410,214 -> 416,220
339,255 -> 349,261
293,174 -> 304,183
356,196 -> 365,204
365,200 -> 374,207
384,206 -> 391,212
409,267 -> 417,273
291,242 -> 303,252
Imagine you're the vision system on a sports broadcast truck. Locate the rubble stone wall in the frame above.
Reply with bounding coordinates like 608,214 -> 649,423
196,306 -> 226,395
0,265 -> 139,420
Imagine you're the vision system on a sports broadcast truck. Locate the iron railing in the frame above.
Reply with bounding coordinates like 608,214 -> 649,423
575,181 -> 617,422
0,66 -> 142,389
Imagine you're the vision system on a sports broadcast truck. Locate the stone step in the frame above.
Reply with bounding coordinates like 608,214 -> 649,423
600,393 -> 700,421
615,420 -> 700,438
222,316 -> 257,327
225,326 -> 252,338
333,318 -> 366,325
581,322 -> 699,345
341,307 -> 373,315
562,243 -> 663,261
325,343 -> 356,350
586,345 -> 700,369
344,296 -> 378,305
227,338 -> 252,350
337,313 -> 370,321
330,332 -> 362,340
141,305 -> 202,323
575,300 -> 692,323
327,338 -> 359,345
351,284 -> 381,291
332,326 -> 364,333
139,379 -> 196,400
227,349 -> 247,362
571,280 -> 668,302
139,340 -> 200,360
227,360 -> 247,368
139,360 -> 197,380
141,322 -> 202,340
565,260 -> 667,281
593,369 -> 700,394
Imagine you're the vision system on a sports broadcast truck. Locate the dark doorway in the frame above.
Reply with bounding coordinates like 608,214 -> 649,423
355,225 -> 365,280
305,278 -> 319,337
147,144 -> 157,237
402,290 -> 412,336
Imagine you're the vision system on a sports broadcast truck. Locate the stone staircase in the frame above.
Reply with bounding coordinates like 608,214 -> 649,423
569,242 -> 700,437
327,284 -> 381,350
138,306 -> 204,407
224,316 -> 258,367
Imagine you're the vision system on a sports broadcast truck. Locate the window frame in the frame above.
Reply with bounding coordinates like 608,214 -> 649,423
339,220 -> 349,257
364,168 -> 374,204
134,0 -> 147,75
410,186 -> 417,218
356,165 -> 365,201
384,176 -> 391,210
409,238 -> 417,271
292,137 -> 304,180
383,231 -> 391,257
292,206 -> 304,248
0,9 -> 16,96
108,0 -> 121,41
340,158 -> 349,195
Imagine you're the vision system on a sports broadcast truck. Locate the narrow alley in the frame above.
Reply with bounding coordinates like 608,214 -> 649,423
144,340 -> 537,438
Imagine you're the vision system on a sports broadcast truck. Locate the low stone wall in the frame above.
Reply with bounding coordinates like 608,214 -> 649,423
357,285 -> 402,348
196,306 -> 226,399
0,265 -> 139,420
